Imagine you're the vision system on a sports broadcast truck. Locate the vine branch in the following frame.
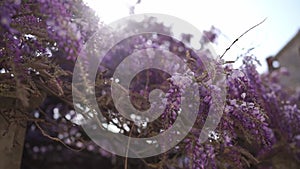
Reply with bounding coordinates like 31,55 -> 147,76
220,18 -> 267,59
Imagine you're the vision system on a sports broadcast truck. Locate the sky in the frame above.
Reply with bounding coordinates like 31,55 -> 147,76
84,0 -> 300,72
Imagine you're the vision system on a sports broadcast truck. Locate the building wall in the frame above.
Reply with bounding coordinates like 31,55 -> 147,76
275,30 -> 300,89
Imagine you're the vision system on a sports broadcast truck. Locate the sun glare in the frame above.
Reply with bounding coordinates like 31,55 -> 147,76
84,0 -> 133,23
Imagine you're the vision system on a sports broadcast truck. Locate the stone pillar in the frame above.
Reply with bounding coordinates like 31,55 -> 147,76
0,113 -> 26,169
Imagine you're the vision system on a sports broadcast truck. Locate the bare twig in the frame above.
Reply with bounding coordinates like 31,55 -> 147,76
220,18 -> 267,59
125,124 -> 135,169
34,121 -> 84,152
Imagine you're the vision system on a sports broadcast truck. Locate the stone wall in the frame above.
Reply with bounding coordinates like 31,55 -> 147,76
274,30 -> 300,89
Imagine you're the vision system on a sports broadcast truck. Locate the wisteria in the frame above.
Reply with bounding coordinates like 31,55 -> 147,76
0,0 -> 299,169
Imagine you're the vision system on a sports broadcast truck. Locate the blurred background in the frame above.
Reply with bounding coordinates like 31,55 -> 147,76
85,0 -> 300,73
